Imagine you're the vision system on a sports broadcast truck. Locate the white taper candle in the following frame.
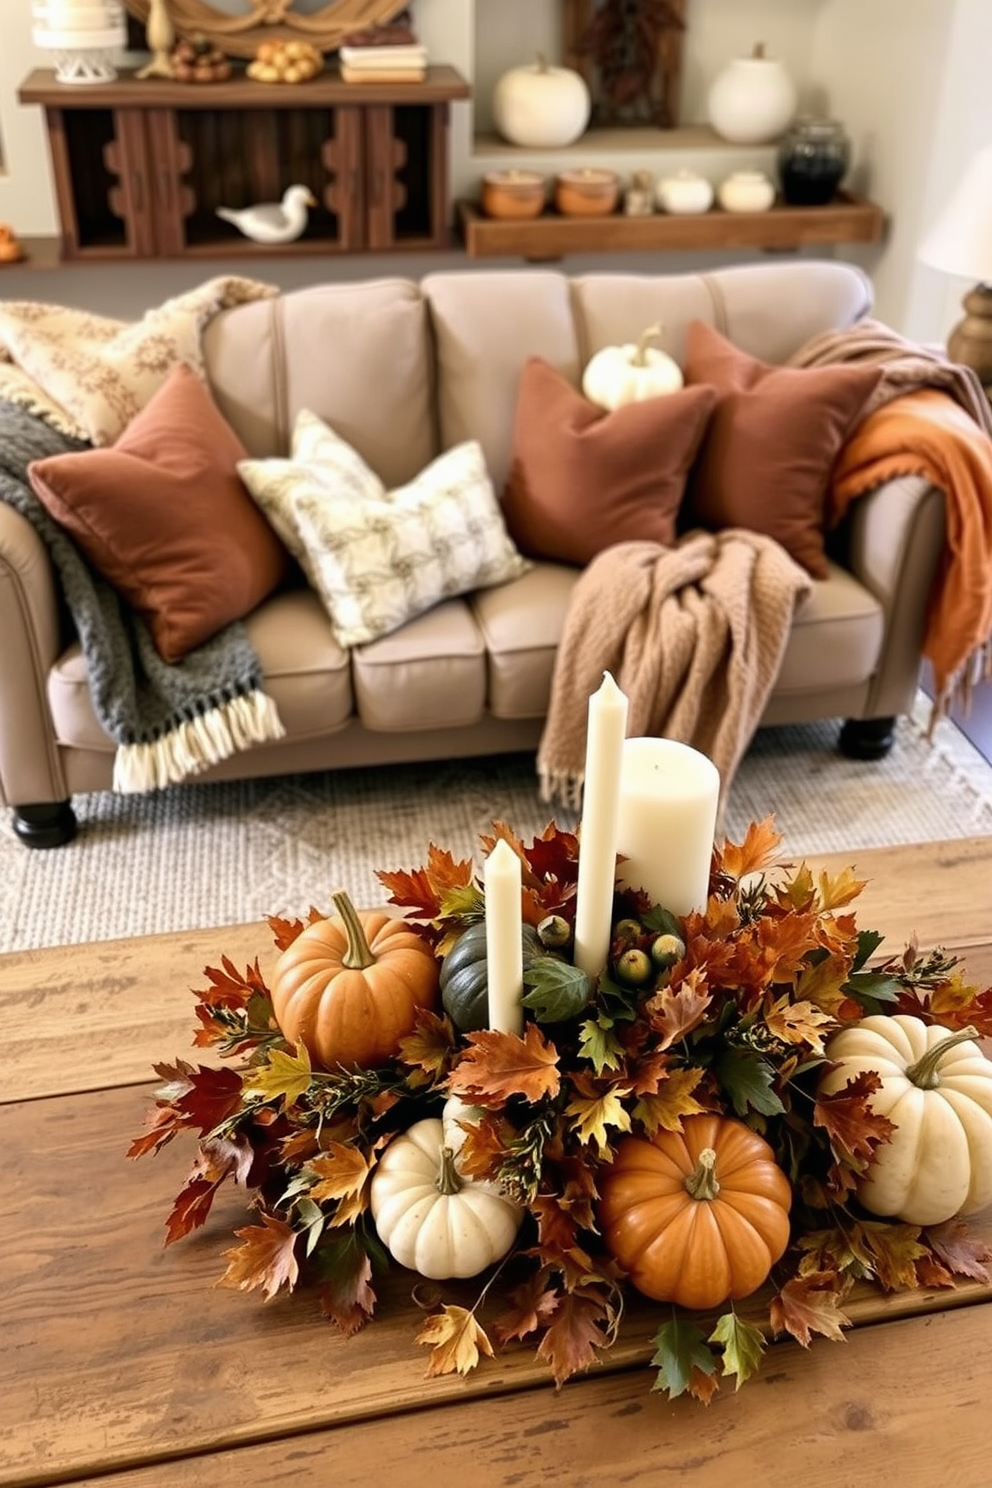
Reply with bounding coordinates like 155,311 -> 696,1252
484,837 -> 524,1035
573,671 -> 629,977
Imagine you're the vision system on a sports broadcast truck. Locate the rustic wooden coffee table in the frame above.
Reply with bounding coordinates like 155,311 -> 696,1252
3,837 -> 992,1488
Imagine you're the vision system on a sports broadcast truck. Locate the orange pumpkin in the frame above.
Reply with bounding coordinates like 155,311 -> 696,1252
597,1113 -> 791,1310
269,889 -> 440,1071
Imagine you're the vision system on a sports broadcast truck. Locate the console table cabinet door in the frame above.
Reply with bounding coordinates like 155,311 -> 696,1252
43,105 -> 157,259
364,102 -> 452,250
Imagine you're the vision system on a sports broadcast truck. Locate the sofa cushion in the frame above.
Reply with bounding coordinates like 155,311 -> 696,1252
681,321 -> 882,579
352,599 -> 486,731
27,363 -> 291,664
501,357 -> 716,566
470,561 -> 580,719
239,408 -> 530,648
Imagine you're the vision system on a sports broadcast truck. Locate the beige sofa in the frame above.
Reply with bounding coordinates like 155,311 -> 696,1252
0,260 -> 945,847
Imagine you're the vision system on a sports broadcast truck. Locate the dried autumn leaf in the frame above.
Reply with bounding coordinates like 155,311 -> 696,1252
709,1311 -> 765,1390
924,1220 -> 992,1283
148,1060 -> 245,1138
564,1086 -> 632,1153
769,1272 -> 850,1346
795,952 -> 859,1018
192,1132 -> 254,1188
715,816 -> 782,881
315,1228 -> 377,1335
307,1140 -> 378,1226
446,1024 -> 561,1105
814,866 -> 868,913
242,1042 -> 313,1109
633,1066 -> 707,1135
814,1070 -> 896,1169
416,1304 -> 494,1377
397,1008 -> 457,1082
651,1316 -> 718,1401
763,994 -> 836,1054
644,969 -> 712,1049
218,1213 -> 300,1301
164,1175 -> 225,1245
850,1219 -> 929,1290
535,1285 -> 614,1386
378,843 -> 475,922
493,1270 -> 560,1344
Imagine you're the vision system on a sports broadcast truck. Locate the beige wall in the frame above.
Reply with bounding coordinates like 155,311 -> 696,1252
1,0 -> 990,341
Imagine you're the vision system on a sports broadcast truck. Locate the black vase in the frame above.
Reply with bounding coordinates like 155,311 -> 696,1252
778,118 -> 851,206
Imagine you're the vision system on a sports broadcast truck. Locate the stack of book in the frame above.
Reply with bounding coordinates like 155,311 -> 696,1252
338,43 -> 427,84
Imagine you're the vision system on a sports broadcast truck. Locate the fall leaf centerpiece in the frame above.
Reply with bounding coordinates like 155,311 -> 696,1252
130,677 -> 992,1401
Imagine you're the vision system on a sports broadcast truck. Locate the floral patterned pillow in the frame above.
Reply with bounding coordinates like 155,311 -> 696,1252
239,409 -> 531,648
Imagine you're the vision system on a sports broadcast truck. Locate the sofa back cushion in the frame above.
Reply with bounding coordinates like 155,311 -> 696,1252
201,279 -> 436,488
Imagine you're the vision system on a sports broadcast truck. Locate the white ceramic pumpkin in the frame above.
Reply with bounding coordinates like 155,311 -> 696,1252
492,53 -> 591,150
818,1014 -> 992,1225
582,325 -> 684,411
369,1102 -> 523,1279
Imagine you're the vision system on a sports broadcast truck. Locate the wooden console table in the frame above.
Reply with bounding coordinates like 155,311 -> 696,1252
18,66 -> 470,261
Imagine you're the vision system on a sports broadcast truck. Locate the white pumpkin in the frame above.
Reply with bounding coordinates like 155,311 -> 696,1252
818,1014 -> 992,1225
582,325 -> 684,411
369,1103 -> 523,1279
492,53 -> 591,150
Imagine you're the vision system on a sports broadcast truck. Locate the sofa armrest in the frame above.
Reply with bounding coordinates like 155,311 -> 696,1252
0,501 -> 69,807
838,473 -> 945,718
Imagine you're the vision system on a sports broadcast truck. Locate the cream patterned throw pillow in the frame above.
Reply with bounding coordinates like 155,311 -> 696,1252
239,409 -> 531,647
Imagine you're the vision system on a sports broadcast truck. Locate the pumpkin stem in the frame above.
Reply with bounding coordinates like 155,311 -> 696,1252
632,324 -> 662,367
436,1145 -> 465,1197
684,1147 -> 721,1201
331,888 -> 378,971
904,1025 -> 979,1089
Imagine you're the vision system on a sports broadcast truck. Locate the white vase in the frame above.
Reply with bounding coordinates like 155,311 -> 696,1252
707,43 -> 797,145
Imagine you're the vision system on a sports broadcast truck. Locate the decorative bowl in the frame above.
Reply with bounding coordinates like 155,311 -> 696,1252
480,169 -> 548,220
554,168 -> 620,218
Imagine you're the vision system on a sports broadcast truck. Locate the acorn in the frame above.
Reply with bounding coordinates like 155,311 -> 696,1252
537,914 -> 571,949
650,933 -> 686,971
614,947 -> 653,987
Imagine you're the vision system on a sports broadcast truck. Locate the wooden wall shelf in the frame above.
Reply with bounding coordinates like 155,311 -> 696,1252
457,191 -> 887,260
18,66 -> 470,261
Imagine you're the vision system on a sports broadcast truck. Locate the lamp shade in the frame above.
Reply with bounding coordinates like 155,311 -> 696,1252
918,143 -> 992,282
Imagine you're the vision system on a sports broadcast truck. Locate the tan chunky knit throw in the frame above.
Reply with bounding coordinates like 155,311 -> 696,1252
538,531 -> 813,814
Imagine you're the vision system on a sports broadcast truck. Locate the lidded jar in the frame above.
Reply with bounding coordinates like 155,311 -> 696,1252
778,118 -> 851,205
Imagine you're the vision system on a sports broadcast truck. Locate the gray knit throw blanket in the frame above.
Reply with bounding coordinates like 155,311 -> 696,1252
0,399 -> 284,792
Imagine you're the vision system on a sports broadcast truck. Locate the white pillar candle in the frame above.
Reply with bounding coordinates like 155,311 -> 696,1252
573,671 -> 629,978
484,838 -> 524,1035
615,738 -> 720,916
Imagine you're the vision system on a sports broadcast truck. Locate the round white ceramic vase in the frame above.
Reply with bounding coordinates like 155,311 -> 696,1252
717,171 -> 776,213
707,43 -> 797,145
656,169 -> 714,215
492,54 -> 591,150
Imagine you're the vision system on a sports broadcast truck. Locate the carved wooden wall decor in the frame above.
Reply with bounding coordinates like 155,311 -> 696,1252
122,1 -> 412,60
562,0 -> 687,129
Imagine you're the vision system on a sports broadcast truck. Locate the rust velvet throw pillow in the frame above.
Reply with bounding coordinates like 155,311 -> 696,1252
501,356 -> 717,567
681,321 -> 882,579
27,363 -> 291,663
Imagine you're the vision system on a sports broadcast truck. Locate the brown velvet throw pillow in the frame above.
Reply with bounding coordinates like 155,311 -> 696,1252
501,356 -> 717,567
28,363 -> 290,663
681,320 -> 882,579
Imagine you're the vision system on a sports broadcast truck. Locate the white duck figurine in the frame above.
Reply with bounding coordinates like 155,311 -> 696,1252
216,184 -> 316,244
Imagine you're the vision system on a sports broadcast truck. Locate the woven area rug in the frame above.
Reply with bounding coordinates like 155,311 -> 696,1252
2,691 -> 991,953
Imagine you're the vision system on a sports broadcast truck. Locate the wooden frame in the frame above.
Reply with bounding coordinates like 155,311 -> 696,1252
122,1 -> 411,59
562,0 -> 687,130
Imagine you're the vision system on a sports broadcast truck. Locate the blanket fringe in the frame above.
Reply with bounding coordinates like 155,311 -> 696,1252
112,689 -> 285,794
539,765 -> 584,811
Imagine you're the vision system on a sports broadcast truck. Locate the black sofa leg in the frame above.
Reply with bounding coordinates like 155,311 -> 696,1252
838,716 -> 896,761
12,800 -> 78,848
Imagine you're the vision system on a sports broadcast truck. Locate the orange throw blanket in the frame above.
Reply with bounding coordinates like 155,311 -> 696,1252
829,388 -> 992,717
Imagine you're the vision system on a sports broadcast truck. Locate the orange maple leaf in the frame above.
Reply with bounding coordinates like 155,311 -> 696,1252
769,1272 -> 851,1346
445,1024 -> 561,1105
715,817 -> 782,881
218,1213 -> 300,1301
397,1008 -> 457,1082
307,1140 -> 377,1225
164,1175 -> 225,1245
645,969 -> 712,1049
814,1071 -> 895,1169
377,843 -> 475,920
535,1285 -> 614,1386
416,1305 -> 494,1377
